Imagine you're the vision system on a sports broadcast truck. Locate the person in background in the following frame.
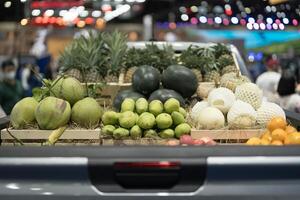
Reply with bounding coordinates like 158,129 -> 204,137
256,57 -> 281,104
0,60 -> 24,115
277,67 -> 300,113
21,64 -> 42,97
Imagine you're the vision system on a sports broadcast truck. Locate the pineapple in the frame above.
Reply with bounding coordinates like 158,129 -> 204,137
213,43 -> 231,58
58,31 -> 107,83
204,70 -> 221,83
221,65 -> 238,75
64,68 -> 83,82
124,67 -> 137,83
104,31 -> 127,82
191,68 -> 202,82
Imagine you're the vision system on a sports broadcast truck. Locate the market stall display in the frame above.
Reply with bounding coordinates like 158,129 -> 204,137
1,39 -> 299,147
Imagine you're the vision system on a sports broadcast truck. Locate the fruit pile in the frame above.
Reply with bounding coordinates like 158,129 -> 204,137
113,64 -> 198,111
190,82 -> 286,130
246,117 -> 300,145
10,76 -> 103,130
102,98 -> 192,140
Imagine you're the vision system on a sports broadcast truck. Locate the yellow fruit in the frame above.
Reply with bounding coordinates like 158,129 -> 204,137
267,117 -> 287,132
285,125 -> 297,135
261,130 -> 272,141
261,139 -> 271,145
271,129 -> 287,141
285,132 -> 300,145
271,140 -> 283,145
246,137 -> 261,145
284,136 -> 291,145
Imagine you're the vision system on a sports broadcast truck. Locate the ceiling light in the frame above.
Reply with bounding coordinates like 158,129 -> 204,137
92,10 -> 101,18
4,1 -> 11,8
181,14 -> 189,21
32,9 -> 41,16
45,9 -> 54,17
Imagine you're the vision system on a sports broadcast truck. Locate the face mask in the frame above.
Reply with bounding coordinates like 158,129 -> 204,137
3,71 -> 16,80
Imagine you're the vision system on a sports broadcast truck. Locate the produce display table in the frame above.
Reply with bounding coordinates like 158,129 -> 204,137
0,128 -> 101,146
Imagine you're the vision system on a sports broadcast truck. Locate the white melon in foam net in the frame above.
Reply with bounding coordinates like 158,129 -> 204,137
256,101 -> 286,125
190,101 -> 209,121
208,87 -> 235,114
235,83 -> 263,110
227,100 -> 257,129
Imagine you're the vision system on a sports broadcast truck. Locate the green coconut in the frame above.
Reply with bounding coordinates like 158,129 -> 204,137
10,97 -> 38,129
71,97 -> 103,129
35,97 -> 71,130
50,76 -> 85,105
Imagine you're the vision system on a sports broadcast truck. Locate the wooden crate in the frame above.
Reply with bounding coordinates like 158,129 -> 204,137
101,138 -> 173,146
0,128 -> 101,146
191,129 -> 264,143
83,82 -> 131,107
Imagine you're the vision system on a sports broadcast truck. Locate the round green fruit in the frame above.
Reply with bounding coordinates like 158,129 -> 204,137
119,111 -> 136,129
144,129 -> 158,138
102,111 -> 119,125
121,98 -> 135,112
175,123 -> 191,138
164,98 -> 180,114
130,125 -> 142,139
156,113 -> 173,129
171,111 -> 185,126
179,107 -> 187,118
71,97 -> 102,128
10,97 -> 38,129
50,76 -> 85,105
102,125 -> 116,136
137,112 -> 156,129
149,100 -> 164,116
159,129 -> 175,139
135,98 -> 148,114
113,127 -> 129,139
35,97 -> 71,130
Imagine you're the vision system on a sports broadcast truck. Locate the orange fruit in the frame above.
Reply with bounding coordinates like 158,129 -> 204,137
267,117 -> 287,132
271,140 -> 283,145
261,130 -> 272,141
261,139 -> 271,145
285,132 -> 300,145
246,137 -> 261,145
271,129 -> 287,141
284,136 -> 291,145
285,125 -> 297,134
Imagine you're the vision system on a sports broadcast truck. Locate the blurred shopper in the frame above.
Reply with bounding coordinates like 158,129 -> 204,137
0,105 -> 6,118
0,60 -> 24,115
256,58 -> 281,103
21,64 -> 42,97
277,68 -> 300,113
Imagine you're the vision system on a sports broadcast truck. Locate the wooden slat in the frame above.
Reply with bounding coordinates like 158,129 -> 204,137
0,129 -> 100,140
191,129 -> 264,140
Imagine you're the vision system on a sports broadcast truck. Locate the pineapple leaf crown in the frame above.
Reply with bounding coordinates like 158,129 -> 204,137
124,43 -> 176,72
104,30 -> 127,76
58,30 -> 108,77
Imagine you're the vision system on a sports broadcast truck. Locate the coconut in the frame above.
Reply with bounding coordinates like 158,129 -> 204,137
71,97 -> 103,128
50,76 -> 85,105
10,97 -> 38,129
35,97 -> 71,130
190,101 -> 209,122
